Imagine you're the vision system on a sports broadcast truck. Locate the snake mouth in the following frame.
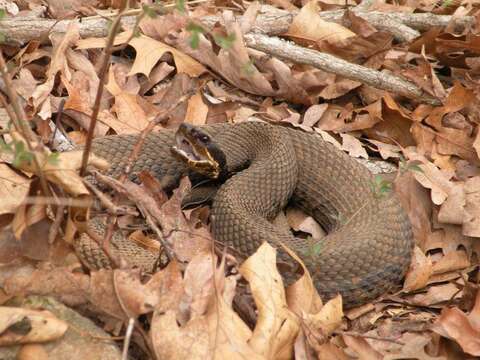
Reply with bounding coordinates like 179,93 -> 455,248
171,123 -> 221,179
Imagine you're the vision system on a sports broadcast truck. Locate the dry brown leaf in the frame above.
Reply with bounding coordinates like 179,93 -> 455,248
12,201 -> 47,240
304,295 -> 343,340
103,66 -> 151,134
0,307 -> 68,345
151,254 -> 257,359
151,300 -> 259,360
184,92 -> 208,126
366,139 -> 401,160
463,176 -> 480,237
403,246 -> 433,292
128,34 -> 206,78
76,32 -> 206,78
0,164 -> 31,216
438,182 -> 465,225
31,23 -> 79,113
286,0 -> 355,44
340,133 -> 368,159
285,208 -> 325,241
431,250 -> 470,275
343,334 -> 383,360
10,131 -> 109,196
181,251 -> 217,317
406,282 -> 460,307
17,343 -> 49,360
175,14 -> 311,105
240,242 -> 299,359
432,290 -> 480,356
404,148 -> 454,205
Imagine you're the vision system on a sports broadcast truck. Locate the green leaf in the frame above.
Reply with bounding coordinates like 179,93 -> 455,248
47,152 -> 60,165
311,241 -> 322,256
186,22 -> 205,33
371,175 -> 393,199
142,4 -> 158,18
241,60 -> 255,76
175,0 -> 186,13
0,138 -> 11,152
407,163 -> 423,173
186,22 -> 205,50
214,33 -> 236,49
189,32 -> 200,49
0,9 -> 6,19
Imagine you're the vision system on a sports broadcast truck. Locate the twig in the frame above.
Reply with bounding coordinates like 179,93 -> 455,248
83,180 -> 139,217
121,317 -> 135,360
0,51 -> 52,197
339,331 -> 405,345
0,6 -> 473,45
90,91 -> 191,265
79,3 -> 127,176
48,202 -> 65,244
244,33 -> 441,106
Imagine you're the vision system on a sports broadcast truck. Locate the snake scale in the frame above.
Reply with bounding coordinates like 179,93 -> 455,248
75,122 -> 414,308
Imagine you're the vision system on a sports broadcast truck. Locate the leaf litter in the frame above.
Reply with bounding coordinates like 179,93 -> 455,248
0,0 -> 480,359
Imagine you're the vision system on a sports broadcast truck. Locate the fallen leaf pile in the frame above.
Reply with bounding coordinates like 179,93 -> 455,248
0,0 -> 479,359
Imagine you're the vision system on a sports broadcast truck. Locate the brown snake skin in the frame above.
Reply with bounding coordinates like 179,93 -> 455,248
75,122 -> 414,308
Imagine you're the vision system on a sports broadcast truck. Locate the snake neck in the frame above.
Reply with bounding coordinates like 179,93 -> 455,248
214,122 -> 284,174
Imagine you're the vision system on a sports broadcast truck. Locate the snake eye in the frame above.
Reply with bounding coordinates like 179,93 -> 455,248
201,135 -> 209,143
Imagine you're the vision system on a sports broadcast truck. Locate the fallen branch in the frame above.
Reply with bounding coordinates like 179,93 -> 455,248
244,33 -> 441,105
0,5 -> 473,45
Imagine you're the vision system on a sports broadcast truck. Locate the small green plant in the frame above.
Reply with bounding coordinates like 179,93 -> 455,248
241,60 -> 256,76
47,152 -> 60,165
298,236 -> 323,258
142,4 -> 158,18
399,155 -> 423,174
441,0 -> 454,8
175,0 -> 186,13
186,22 -> 205,49
0,139 -> 34,168
370,174 -> 393,199
213,33 -> 236,49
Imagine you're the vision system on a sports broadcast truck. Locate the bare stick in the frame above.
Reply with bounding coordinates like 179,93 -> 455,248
0,6 -> 473,45
244,33 -> 441,106
79,3 -> 127,176
0,51 -> 51,196
121,317 -> 135,360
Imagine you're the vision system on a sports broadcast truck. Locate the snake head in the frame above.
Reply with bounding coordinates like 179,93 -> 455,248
171,123 -> 222,179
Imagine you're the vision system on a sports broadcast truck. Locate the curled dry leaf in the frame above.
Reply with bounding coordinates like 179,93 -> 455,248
463,176 -> 480,237
81,260 -> 180,321
151,252 -> 258,360
76,32 -> 206,78
404,148 -> 454,205
343,334 -> 383,360
31,23 -> 80,115
0,164 -> 31,215
302,295 -> 343,346
286,208 -> 325,241
431,290 -> 480,356
10,131 -> 109,196
0,307 -> 68,346
340,133 -> 369,159
240,242 -> 299,359
103,66 -> 150,134
181,251 -> 217,318
184,91 -> 208,126
402,246 -> 433,293
286,0 -> 355,44
175,14 -> 311,104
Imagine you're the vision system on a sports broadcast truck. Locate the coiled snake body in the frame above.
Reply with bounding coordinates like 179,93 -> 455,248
75,122 -> 413,308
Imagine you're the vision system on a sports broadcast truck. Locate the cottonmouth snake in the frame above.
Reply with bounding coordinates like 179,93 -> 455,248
74,121 -> 414,308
